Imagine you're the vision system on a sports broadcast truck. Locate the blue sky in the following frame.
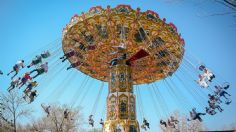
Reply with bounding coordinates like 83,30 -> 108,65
0,0 -> 236,131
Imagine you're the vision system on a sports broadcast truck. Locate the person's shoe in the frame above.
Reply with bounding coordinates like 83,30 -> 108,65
27,65 -> 30,68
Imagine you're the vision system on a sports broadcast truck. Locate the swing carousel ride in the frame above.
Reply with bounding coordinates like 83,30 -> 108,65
62,5 -> 184,132
1,4 -> 232,132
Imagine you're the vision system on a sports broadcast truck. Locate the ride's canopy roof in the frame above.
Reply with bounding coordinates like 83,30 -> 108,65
62,5 -> 185,84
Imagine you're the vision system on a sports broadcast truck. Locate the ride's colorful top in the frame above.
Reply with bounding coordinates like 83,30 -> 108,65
62,5 -> 185,84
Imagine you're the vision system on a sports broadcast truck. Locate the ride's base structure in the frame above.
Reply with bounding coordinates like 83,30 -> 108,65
103,59 -> 140,132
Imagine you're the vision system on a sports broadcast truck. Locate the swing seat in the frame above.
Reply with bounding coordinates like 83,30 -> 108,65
141,124 -> 146,130
32,59 -> 42,65
199,65 -> 205,71
37,68 -> 45,74
41,52 -> 50,58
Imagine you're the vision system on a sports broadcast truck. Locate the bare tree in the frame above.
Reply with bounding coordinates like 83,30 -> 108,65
220,123 -> 236,131
0,91 -> 32,132
88,128 -> 102,132
24,104 -> 84,132
159,111 -> 208,132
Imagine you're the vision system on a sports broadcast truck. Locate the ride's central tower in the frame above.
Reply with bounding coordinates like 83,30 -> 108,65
62,4 -> 185,132
104,59 -> 139,132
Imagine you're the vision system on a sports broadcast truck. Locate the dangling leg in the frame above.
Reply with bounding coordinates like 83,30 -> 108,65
67,65 -> 73,70
11,71 -> 18,79
29,96 -> 34,104
199,113 -> 206,116
60,55 -> 65,60
146,123 -> 150,129
23,94 -> 27,100
143,125 -> 147,131
224,91 -> 231,96
18,82 -> 22,88
8,84 -> 15,92
27,62 -> 34,68
62,58 -> 66,62
164,122 -> 167,128
33,73 -> 40,79
18,83 -> 25,89
211,74 -> 215,79
222,94 -> 228,100
62,56 -> 68,62
221,91 -> 230,100
209,74 -> 215,82
23,87 -> 28,93
216,105 -> 223,112
30,69 -> 37,74
195,115 -> 202,122
32,69 -> 43,79
67,63 -> 77,70
217,97 -> 222,103
7,70 -> 14,76
23,91 -> 30,100
24,87 -> 31,95
18,78 -> 27,89
197,116 -> 202,122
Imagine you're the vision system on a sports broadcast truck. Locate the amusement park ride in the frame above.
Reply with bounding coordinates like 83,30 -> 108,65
62,5 -> 184,132
0,4 -> 232,132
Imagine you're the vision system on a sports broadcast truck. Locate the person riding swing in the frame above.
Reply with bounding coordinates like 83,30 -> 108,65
160,119 -> 167,128
30,62 -> 48,79
23,81 -> 38,99
88,115 -> 94,127
8,77 -> 21,92
205,107 -> 216,115
18,73 -> 32,89
188,108 -> 206,122
199,65 -> 215,82
99,118 -> 104,127
41,50 -> 51,59
64,109 -> 70,119
41,104 -> 50,117
27,55 -> 42,68
7,60 -> 25,79
60,49 -> 76,62
67,60 -> 81,70
28,90 -> 38,103
195,74 -> 208,88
